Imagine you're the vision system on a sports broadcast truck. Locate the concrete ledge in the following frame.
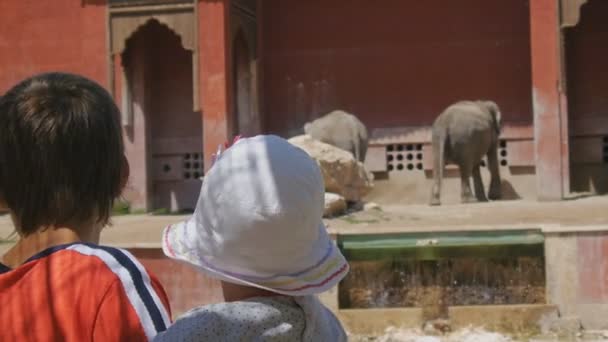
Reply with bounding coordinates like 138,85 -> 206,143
338,308 -> 424,335
337,305 -> 558,336
577,304 -> 608,330
329,224 -> 608,236
449,304 -> 558,333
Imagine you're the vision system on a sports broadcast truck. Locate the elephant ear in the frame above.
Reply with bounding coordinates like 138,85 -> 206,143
484,101 -> 502,135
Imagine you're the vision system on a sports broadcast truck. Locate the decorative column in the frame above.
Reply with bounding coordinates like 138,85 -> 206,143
529,0 -> 570,200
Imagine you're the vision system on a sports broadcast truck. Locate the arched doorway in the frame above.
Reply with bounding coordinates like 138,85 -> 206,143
565,0 -> 608,194
232,29 -> 256,136
123,20 -> 203,212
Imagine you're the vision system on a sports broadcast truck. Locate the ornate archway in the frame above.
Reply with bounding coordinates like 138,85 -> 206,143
232,29 -> 254,136
107,1 -> 199,127
115,8 -> 203,211
561,0 -> 589,28
564,0 -> 608,194
230,1 -> 260,136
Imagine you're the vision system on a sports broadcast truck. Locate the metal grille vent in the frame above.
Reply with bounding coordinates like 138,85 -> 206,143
183,153 -> 203,179
386,144 -> 424,172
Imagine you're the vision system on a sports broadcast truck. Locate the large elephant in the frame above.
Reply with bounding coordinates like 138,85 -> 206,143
430,100 -> 502,206
304,110 -> 369,162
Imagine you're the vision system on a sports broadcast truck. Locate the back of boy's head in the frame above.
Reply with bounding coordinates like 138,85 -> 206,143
0,72 -> 126,235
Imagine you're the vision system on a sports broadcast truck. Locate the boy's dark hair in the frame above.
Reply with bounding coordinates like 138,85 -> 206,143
0,72 -> 125,235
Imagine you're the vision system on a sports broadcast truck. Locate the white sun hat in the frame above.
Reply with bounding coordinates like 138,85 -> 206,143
162,135 -> 349,296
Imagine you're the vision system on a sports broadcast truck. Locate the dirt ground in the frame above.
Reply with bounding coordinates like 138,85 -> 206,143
0,213 -> 188,253
326,195 -> 608,235
1,195 -> 607,252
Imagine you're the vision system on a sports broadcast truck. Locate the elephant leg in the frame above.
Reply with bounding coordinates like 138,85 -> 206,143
352,136 -> 361,162
472,164 -> 488,202
459,163 -> 476,203
430,132 -> 445,206
430,168 -> 444,206
348,123 -> 362,162
359,136 -> 368,163
487,144 -> 502,200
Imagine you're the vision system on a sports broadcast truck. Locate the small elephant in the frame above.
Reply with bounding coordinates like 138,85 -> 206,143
304,110 -> 369,162
430,100 -> 502,206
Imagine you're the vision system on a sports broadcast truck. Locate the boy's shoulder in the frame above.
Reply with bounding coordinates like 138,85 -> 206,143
0,242 -> 159,298
0,242 -> 171,341
6,242 -> 148,280
54,242 -> 149,278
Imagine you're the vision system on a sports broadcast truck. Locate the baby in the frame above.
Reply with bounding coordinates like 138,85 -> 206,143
156,134 -> 349,341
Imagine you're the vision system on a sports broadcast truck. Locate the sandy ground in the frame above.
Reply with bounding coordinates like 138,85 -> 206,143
2,196 -> 608,253
0,214 -> 189,254
325,195 -> 608,235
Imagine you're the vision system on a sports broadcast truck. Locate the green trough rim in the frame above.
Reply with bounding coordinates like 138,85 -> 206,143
337,229 -> 545,261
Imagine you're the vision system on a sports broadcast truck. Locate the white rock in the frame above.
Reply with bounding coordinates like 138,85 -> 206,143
324,193 -> 347,218
363,202 -> 381,211
288,135 -> 373,201
415,338 -> 442,342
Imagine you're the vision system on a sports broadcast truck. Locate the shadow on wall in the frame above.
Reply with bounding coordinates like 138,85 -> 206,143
153,180 -> 203,214
81,0 -> 105,5
571,165 -> 608,195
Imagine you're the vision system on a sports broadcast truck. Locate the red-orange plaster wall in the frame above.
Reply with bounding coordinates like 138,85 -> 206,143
261,0 -> 533,136
529,0 -> 569,200
0,0 -> 108,93
198,0 -> 231,170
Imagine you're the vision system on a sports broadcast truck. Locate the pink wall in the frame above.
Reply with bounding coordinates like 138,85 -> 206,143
261,0 -> 533,136
578,234 -> 608,304
0,0 -> 107,93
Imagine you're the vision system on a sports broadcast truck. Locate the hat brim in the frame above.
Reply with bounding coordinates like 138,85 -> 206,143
162,218 -> 349,297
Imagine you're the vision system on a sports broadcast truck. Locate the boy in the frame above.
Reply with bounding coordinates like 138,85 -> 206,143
0,73 -> 171,341
156,135 -> 349,341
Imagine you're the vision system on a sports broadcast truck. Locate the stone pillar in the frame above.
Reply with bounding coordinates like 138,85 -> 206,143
256,0 -> 265,131
124,45 -> 151,211
198,0 -> 231,172
529,0 -> 570,200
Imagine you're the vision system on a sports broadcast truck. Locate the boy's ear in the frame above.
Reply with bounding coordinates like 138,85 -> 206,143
118,155 -> 130,194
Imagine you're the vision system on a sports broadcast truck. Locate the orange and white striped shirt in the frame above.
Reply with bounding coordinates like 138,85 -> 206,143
0,243 -> 172,341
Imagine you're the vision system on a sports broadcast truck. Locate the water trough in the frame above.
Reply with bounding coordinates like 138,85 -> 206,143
329,229 -> 558,336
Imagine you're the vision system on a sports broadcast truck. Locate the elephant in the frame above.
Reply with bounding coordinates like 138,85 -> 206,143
429,100 -> 502,206
304,110 -> 369,162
